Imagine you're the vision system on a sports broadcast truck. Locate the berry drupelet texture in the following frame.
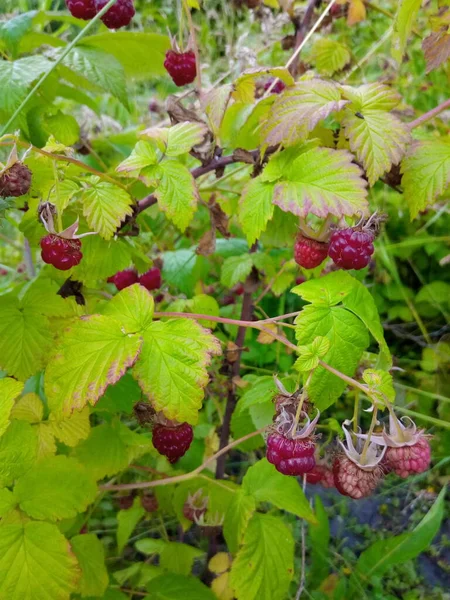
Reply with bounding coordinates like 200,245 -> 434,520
40,235 -> 82,271
152,422 -> 194,463
139,267 -> 162,291
95,0 -> 135,28
266,433 -> 316,476
294,235 -> 329,269
383,437 -> 431,478
164,50 -> 197,86
0,163 -> 32,198
328,228 -> 374,270
333,457 -> 382,499
65,0 -> 97,19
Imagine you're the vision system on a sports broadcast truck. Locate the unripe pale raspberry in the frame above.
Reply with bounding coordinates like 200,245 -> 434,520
383,437 -> 431,478
139,267 -> 162,291
152,422 -> 193,463
333,456 -> 382,499
0,163 -> 32,197
65,0 -> 97,19
294,235 -> 329,269
95,0 -> 135,29
266,433 -> 316,476
328,228 -> 374,270
164,50 -> 197,86
108,268 -> 139,290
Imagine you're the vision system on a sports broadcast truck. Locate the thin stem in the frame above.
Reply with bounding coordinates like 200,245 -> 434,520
291,371 -> 313,436
408,98 -> 450,130
0,0 -> 119,136
100,426 -> 266,492
295,474 -> 308,600
182,0 -> 202,94
352,392 -> 360,433
23,238 -> 35,278
360,406 -> 378,465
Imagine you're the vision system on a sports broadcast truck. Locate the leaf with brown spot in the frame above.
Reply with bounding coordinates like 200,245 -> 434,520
423,27 -> 450,72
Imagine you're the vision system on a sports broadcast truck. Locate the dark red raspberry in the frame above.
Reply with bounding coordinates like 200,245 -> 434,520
306,464 -> 335,487
141,494 -> 159,513
328,228 -> 374,270
40,235 -> 82,271
95,0 -> 135,29
264,78 -> 286,94
118,495 -> 134,510
65,0 -> 97,19
152,422 -> 194,463
333,457 -> 382,499
383,438 -> 431,479
164,50 -> 197,86
294,235 -> 329,269
0,163 -> 32,197
108,268 -> 139,290
139,267 -> 162,291
266,433 -> 315,476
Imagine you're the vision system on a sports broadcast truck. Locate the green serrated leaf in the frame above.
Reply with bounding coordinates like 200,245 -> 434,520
48,406 -> 91,447
261,80 -> 348,148
14,455 -> 97,522
45,314 -> 142,415
392,0 -> 421,63
242,459 -> 316,523
146,573 -> 216,600
0,378 -> 24,437
11,392 -> 43,424
35,423 -> 57,459
0,420 -> 37,487
310,39 -> 351,76
223,490 -> 256,554
71,236 -> 134,285
295,336 -> 330,372
401,140 -> 450,219
340,83 -> 402,112
0,56 -> 52,116
186,294 -> 220,329
81,178 -> 134,240
230,513 -> 294,600
362,369 -> 395,404
136,539 -> 203,575
103,284 -> 155,334
238,177 -> 275,245
220,254 -> 254,288
117,497 -> 145,553
154,161 -> 199,231
233,67 -> 294,103
0,489 -> 16,518
165,122 -> 209,157
201,84 -> 233,138
133,319 -> 221,424
0,12 -> 34,58
74,422 -> 130,481
0,521 -> 80,600
116,141 -> 158,175
71,533 -> 109,598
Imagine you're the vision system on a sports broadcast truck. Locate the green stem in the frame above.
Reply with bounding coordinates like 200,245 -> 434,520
352,392 -> 360,433
0,0 -> 119,136
291,371 -> 313,436
360,406 -> 378,465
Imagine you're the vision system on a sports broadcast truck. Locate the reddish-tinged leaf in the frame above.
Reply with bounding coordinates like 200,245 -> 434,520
423,28 -> 450,72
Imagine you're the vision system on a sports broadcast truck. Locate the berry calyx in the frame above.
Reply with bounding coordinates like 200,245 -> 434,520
164,50 -> 197,86
40,235 -> 82,271
0,162 -> 32,198
139,267 -> 162,291
183,489 -> 209,523
152,422 -> 194,463
328,228 -> 374,270
65,0 -> 97,19
108,268 -> 139,291
294,235 -> 329,269
266,433 -> 316,476
95,0 -> 135,29
333,456 -> 383,499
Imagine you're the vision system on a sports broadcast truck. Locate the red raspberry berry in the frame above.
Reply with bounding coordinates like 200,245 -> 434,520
264,78 -> 286,94
266,433 -> 316,476
95,0 -> 135,29
109,268 -> 139,291
139,267 -> 162,291
164,50 -> 197,86
141,494 -> 159,513
328,228 -> 374,270
294,235 -> 329,269
118,495 -> 134,510
65,0 -> 97,19
383,437 -> 431,479
0,163 -> 32,198
333,457 -> 382,499
306,464 -> 335,487
40,235 -> 82,271
152,422 -> 194,463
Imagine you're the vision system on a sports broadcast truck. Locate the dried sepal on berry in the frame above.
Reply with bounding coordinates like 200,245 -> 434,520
183,488 -> 209,523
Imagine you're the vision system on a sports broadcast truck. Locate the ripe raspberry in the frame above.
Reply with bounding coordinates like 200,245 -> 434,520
383,437 -> 431,478
152,422 -> 194,463
95,0 -> 135,29
333,457 -> 382,499
264,78 -> 286,94
108,268 -> 139,290
294,235 -> 329,269
40,235 -> 82,271
118,495 -> 134,510
139,267 -> 162,291
0,163 -> 32,197
164,50 -> 197,86
65,0 -> 97,19
266,433 -> 315,476
306,464 -> 335,488
328,228 -> 374,270
141,494 -> 159,513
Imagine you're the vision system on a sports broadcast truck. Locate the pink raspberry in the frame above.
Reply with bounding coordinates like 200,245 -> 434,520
266,432 -> 316,476
333,456 -> 383,499
139,267 -> 162,291
294,235 -> 329,269
152,422 -> 194,463
65,0 -> 97,19
0,162 -> 32,197
306,464 -> 335,488
95,0 -> 135,29
263,78 -> 286,94
328,228 -> 374,270
383,437 -> 431,478
40,235 -> 82,271
108,268 -> 139,290
164,50 -> 197,86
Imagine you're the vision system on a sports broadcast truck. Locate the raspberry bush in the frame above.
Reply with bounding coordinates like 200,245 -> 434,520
0,1 -> 448,599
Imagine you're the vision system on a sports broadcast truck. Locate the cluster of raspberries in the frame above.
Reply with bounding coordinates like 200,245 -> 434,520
66,0 -> 135,29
